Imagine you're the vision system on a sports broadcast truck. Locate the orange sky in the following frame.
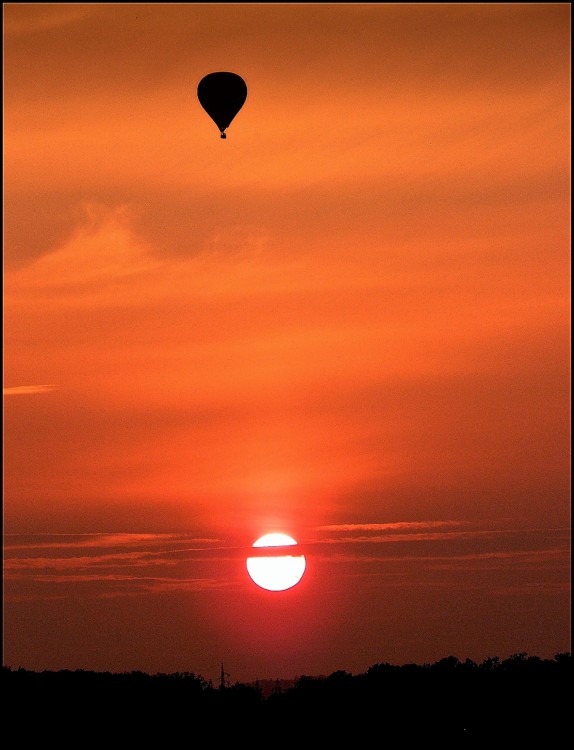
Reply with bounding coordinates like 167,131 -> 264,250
3,3 -> 571,683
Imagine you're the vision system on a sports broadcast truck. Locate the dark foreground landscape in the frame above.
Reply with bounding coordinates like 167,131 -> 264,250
4,653 -> 571,745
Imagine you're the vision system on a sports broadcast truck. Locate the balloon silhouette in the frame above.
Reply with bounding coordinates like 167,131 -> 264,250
197,72 -> 248,139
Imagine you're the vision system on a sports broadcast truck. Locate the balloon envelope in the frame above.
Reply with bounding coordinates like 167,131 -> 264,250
197,72 -> 247,138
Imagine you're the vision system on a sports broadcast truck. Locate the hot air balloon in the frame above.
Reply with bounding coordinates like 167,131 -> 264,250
197,72 -> 247,139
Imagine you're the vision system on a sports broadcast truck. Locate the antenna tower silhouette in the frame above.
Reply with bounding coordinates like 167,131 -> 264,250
219,663 -> 231,689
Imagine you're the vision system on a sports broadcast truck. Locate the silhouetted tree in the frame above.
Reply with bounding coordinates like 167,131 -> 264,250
3,653 -> 571,743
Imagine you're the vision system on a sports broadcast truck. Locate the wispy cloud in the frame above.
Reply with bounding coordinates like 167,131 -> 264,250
4,524 -> 569,604
3,552 -> 180,574
3,532 -> 238,599
3,532 -> 219,551
318,530 -> 533,546
323,547 -> 569,566
3,5 -> 94,36
3,573 -> 232,602
3,384 -> 59,395
311,521 -> 570,548
2,533 -> 254,593
316,521 -> 467,533
491,582 -> 570,596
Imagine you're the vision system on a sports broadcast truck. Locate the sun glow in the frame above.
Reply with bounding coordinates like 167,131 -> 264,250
246,533 -> 306,591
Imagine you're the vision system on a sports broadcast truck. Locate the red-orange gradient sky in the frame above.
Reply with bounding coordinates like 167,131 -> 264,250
3,3 -> 571,683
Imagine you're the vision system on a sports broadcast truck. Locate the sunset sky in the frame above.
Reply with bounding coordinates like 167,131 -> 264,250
3,3 -> 570,684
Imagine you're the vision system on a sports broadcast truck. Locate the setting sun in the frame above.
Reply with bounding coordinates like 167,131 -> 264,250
246,533 -> 306,591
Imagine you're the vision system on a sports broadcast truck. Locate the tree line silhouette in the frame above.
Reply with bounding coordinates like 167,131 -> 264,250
3,652 -> 570,744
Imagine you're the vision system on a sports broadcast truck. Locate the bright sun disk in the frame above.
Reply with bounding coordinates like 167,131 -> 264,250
246,533 -> 306,591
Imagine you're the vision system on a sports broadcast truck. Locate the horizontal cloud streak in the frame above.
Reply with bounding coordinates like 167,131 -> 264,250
3,532 -> 220,551
3,385 -> 59,395
317,530 -> 563,546
5,522 -> 568,588
316,521 -> 467,532
321,547 -> 569,566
